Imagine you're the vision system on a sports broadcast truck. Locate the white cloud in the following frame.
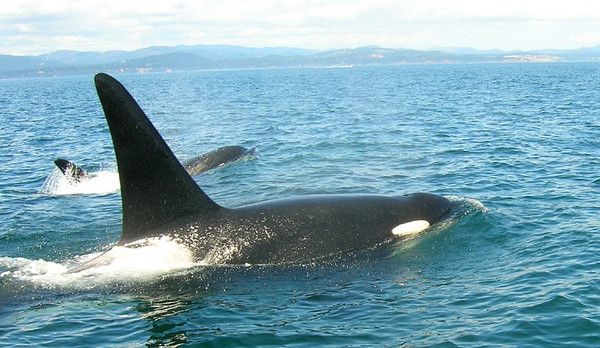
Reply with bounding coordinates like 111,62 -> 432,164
1,0 -> 600,55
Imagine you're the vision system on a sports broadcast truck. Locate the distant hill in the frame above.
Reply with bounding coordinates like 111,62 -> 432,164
1,44 -> 600,79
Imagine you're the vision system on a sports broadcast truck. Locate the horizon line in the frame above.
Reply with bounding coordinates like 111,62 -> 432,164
4,42 -> 600,57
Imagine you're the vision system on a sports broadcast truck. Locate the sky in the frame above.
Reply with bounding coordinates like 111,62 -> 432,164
2,0 -> 600,56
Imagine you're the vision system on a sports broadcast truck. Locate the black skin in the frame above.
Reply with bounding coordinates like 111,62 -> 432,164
182,145 -> 255,176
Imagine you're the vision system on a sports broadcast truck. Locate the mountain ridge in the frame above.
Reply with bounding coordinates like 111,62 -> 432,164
2,44 -> 600,78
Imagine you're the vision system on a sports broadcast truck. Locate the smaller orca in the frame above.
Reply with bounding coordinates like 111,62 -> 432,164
182,146 -> 257,176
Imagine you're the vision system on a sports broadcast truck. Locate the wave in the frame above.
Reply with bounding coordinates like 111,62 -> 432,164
0,236 -> 197,289
447,195 -> 489,215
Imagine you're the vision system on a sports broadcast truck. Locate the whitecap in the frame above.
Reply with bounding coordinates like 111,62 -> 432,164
0,236 -> 197,289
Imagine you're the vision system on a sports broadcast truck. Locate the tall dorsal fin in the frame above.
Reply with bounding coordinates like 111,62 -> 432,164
94,73 -> 221,244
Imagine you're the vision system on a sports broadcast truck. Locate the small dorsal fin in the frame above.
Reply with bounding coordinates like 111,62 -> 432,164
54,158 -> 88,182
94,73 -> 221,244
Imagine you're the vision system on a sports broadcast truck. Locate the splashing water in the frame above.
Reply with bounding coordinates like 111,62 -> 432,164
40,167 -> 120,195
0,236 -> 197,289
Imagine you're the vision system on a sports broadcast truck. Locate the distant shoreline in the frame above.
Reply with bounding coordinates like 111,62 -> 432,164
1,44 -> 599,79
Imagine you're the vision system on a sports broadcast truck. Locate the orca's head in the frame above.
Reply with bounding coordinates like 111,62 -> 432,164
404,192 -> 455,223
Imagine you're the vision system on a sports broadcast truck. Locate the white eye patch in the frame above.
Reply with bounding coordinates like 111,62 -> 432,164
391,220 -> 430,236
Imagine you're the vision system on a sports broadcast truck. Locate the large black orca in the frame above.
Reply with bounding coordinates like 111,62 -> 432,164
68,73 -> 458,273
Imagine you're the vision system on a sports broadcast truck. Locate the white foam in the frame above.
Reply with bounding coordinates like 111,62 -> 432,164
445,195 -> 489,215
0,236 -> 197,289
40,167 -> 120,195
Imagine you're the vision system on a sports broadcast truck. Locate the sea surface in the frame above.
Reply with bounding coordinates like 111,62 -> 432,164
0,63 -> 599,347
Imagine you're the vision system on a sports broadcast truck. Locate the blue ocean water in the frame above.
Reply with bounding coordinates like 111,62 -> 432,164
0,63 -> 599,347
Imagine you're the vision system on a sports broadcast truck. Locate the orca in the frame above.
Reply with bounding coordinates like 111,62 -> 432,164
182,145 -> 257,176
54,159 -> 89,183
68,73 -> 458,272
